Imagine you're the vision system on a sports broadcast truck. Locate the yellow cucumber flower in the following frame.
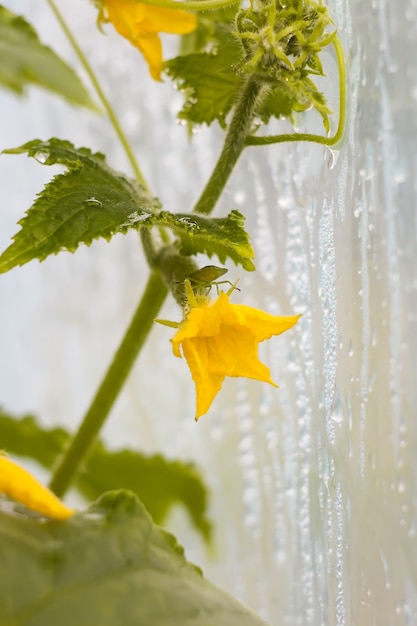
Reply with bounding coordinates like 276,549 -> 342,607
99,0 -> 197,81
171,291 -> 301,419
0,455 -> 74,520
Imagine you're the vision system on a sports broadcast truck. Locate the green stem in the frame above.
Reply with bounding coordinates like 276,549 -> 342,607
245,35 -> 346,149
49,271 -> 168,497
46,0 -> 149,190
193,77 -> 265,215
130,0 -> 240,10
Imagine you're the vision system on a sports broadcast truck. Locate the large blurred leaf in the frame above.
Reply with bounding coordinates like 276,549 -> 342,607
0,412 -> 211,541
78,445 -> 211,541
0,492 -> 269,626
0,5 -> 95,108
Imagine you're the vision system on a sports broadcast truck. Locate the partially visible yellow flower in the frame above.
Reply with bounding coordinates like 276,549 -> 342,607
171,291 -> 301,419
0,455 -> 74,520
100,0 -> 197,81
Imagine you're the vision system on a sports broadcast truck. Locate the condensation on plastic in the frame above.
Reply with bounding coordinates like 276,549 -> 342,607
1,0 -> 416,624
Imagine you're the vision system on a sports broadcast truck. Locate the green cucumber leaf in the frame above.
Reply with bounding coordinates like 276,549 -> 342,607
0,138 -> 162,272
164,34 -> 242,128
154,210 -> 255,271
0,492 -> 269,625
0,6 -> 96,109
0,412 -> 211,542
1,139 -> 254,272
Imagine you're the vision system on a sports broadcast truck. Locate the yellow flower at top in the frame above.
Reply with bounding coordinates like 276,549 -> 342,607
100,0 -> 197,81
0,455 -> 74,520
171,288 -> 301,419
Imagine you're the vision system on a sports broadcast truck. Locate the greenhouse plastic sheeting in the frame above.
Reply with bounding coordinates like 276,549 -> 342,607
1,0 -> 416,624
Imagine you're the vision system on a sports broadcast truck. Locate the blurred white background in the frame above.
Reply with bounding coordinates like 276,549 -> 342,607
1,0 -> 417,624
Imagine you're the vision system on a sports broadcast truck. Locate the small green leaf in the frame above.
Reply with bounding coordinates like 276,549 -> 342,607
0,138 -> 161,273
0,6 -> 96,109
165,35 -> 242,128
0,492 -> 269,626
0,412 -> 211,541
256,88 -> 295,124
157,210 -> 255,271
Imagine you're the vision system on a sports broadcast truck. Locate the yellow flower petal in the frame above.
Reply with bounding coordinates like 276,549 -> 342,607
101,0 -> 197,81
134,32 -> 163,81
206,326 -> 276,383
181,337 -> 225,417
139,5 -> 198,34
231,303 -> 301,342
0,456 -> 74,520
171,292 -> 301,419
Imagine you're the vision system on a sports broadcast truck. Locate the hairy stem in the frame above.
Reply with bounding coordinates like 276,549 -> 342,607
193,76 -> 265,215
49,271 -> 168,497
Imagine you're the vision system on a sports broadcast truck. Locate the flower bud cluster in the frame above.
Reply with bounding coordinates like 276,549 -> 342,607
234,0 -> 335,128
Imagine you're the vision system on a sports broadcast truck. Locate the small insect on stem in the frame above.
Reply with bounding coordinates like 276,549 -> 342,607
187,265 -> 238,295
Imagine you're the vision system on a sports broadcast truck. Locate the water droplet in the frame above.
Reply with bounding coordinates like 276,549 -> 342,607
34,151 -> 49,164
359,168 -> 375,181
178,217 -> 199,230
394,169 -> 406,184
120,211 -> 153,227
233,191 -> 246,205
277,195 -> 292,209
325,147 -> 336,169
84,512 -> 104,521
86,197 -> 103,207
